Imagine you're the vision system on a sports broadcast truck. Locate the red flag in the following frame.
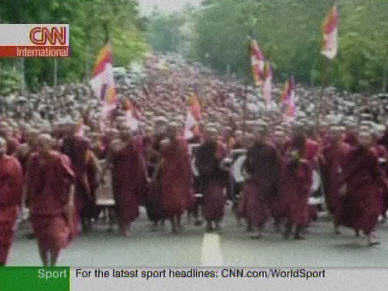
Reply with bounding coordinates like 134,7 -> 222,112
321,5 -> 339,59
250,39 -> 265,86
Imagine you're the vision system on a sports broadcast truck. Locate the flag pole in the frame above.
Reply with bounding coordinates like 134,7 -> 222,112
316,56 -> 329,130
242,81 -> 248,141
316,0 -> 337,132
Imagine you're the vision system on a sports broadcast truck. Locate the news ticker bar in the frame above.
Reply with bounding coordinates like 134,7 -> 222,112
1,267 -> 388,291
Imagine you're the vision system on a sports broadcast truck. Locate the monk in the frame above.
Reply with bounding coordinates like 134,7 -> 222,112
239,134 -> 281,238
321,128 -> 350,234
144,132 -> 165,228
338,131 -> 387,246
279,133 -> 313,239
0,137 -> 24,265
105,127 -> 147,237
195,128 -> 228,231
26,134 -> 75,266
62,125 -> 100,233
160,125 -> 193,233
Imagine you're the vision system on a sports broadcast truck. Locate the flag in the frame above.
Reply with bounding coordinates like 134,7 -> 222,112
184,93 -> 201,139
188,93 -> 201,121
90,43 -> 117,119
321,5 -> 339,59
75,119 -> 85,137
262,61 -> 272,107
123,99 -> 139,131
281,76 -> 296,121
250,39 -> 265,86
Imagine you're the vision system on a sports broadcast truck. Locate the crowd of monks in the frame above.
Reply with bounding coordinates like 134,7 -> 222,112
1,115 -> 388,266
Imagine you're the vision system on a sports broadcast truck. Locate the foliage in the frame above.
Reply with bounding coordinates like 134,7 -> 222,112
145,11 -> 186,54
187,0 -> 387,92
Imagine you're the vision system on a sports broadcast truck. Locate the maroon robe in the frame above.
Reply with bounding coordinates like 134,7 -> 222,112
321,141 -> 350,217
278,159 -> 312,227
26,151 -> 75,252
144,136 -> 165,223
110,142 -> 147,227
62,136 -> 98,231
371,145 -> 388,217
338,146 -> 386,234
196,139 -> 228,221
239,142 -> 280,228
161,138 -> 193,218
0,155 -> 23,264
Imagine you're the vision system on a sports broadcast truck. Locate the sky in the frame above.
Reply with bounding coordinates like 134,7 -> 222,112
138,0 -> 202,15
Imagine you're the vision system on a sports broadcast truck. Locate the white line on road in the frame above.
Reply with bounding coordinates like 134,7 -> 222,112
200,233 -> 224,266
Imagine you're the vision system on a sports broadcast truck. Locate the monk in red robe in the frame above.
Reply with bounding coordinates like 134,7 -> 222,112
338,131 -> 387,246
278,133 -> 312,239
105,128 -> 148,237
195,129 -> 228,231
144,133 -> 165,228
62,126 -> 100,233
239,136 -> 281,239
26,134 -> 75,266
0,137 -> 23,265
321,128 -> 350,234
160,125 -> 193,233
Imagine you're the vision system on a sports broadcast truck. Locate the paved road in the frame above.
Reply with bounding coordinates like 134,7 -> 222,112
8,206 -> 388,267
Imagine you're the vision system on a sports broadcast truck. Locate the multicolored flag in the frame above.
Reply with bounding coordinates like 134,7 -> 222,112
123,99 -> 139,131
250,39 -> 265,86
281,76 -> 296,121
75,119 -> 85,137
90,43 -> 118,119
184,93 -> 201,140
262,61 -> 272,107
321,5 -> 339,59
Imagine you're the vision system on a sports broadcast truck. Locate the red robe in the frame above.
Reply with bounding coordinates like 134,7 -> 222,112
26,151 -> 75,251
62,136 -> 98,231
305,139 -> 319,168
371,145 -> 388,216
111,142 -> 147,226
161,138 -> 193,217
339,146 -> 386,234
0,155 -> 23,264
321,141 -> 350,217
278,159 -> 312,227
144,136 -> 165,223
196,139 -> 228,221
239,143 -> 280,228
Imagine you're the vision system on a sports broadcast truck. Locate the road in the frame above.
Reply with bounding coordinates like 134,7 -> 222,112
8,206 -> 388,267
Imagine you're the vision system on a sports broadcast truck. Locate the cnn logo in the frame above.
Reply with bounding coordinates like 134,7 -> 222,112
29,26 -> 67,45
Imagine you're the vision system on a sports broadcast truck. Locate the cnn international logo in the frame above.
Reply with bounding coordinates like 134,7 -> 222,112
29,26 -> 67,45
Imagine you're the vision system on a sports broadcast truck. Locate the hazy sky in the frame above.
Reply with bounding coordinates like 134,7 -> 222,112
138,0 -> 202,15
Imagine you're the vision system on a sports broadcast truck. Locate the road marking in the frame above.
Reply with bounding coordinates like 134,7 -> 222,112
200,233 -> 223,266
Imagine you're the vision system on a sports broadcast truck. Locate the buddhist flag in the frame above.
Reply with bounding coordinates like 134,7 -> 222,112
75,119 -> 85,137
321,5 -> 339,59
262,61 -> 272,107
250,39 -> 265,86
184,94 -> 201,140
281,76 -> 296,121
123,99 -> 139,131
90,43 -> 117,119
